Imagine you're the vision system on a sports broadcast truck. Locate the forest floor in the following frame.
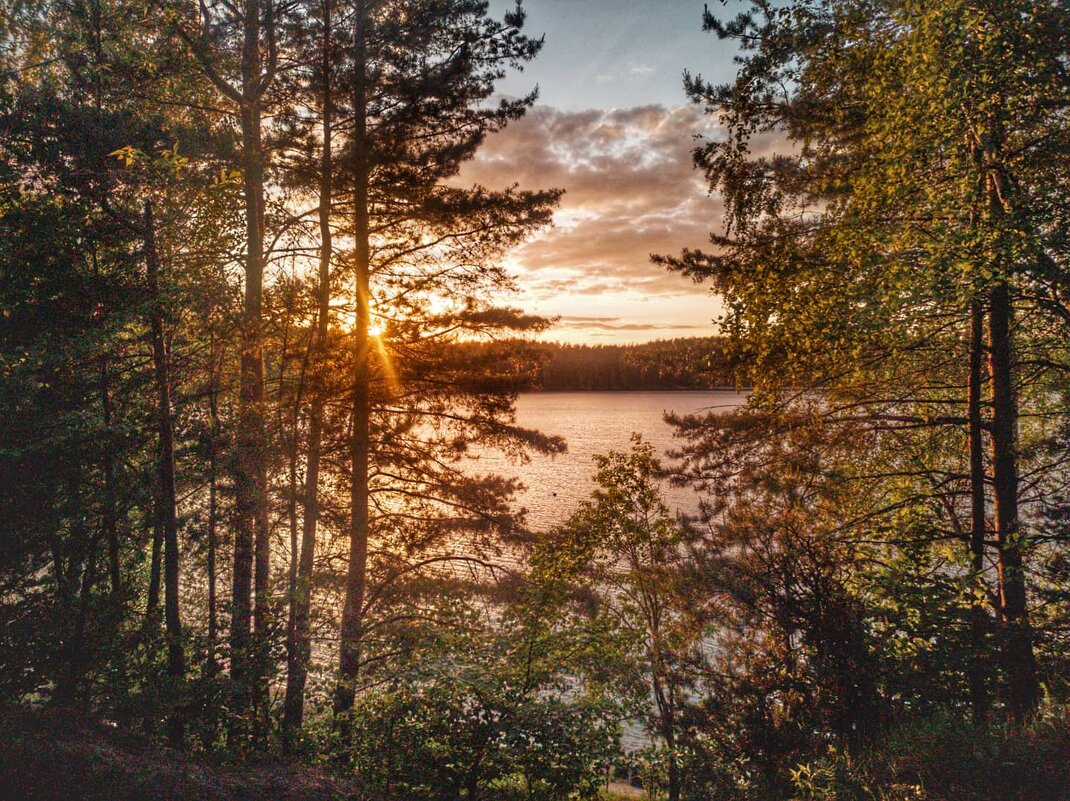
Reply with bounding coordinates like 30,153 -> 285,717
0,706 -> 361,801
604,782 -> 646,799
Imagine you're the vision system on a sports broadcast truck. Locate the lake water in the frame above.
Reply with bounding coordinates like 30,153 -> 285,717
476,390 -> 748,530
475,390 -> 747,752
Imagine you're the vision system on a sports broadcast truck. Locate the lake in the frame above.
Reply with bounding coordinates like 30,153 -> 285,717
476,390 -> 747,752
475,390 -> 748,530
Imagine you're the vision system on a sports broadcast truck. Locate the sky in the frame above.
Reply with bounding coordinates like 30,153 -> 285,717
458,1 -> 748,344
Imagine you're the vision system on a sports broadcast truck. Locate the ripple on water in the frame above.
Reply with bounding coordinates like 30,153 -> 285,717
473,390 -> 747,530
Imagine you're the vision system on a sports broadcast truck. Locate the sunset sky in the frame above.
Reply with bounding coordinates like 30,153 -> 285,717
461,0 -> 747,343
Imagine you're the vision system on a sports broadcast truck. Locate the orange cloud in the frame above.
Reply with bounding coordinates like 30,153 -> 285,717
457,104 -> 743,342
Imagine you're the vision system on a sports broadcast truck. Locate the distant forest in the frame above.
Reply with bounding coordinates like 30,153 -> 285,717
456,336 -> 736,391
535,337 -> 735,390
451,333 -> 736,391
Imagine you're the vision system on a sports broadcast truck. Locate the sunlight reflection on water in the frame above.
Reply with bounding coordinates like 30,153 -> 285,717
474,390 -> 748,530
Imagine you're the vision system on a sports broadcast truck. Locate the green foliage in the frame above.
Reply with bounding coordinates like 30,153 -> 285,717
533,437 -> 703,801
792,709 -> 1070,801
648,0 -> 1070,797
341,682 -> 615,801
332,628 -> 619,801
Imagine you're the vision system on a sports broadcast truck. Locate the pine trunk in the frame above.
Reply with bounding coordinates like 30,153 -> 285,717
147,518 -> 162,619
988,278 -> 1038,718
231,0 -> 271,737
335,0 -> 371,716
206,340 -> 221,671
101,363 -> 120,600
145,200 -> 186,743
283,0 -> 333,744
967,298 -> 989,721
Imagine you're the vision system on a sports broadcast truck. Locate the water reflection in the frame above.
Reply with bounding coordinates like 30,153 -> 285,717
473,390 -> 748,530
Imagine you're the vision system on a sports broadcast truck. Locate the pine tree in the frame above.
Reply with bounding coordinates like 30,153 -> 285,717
326,0 -> 560,715
169,0 -> 283,737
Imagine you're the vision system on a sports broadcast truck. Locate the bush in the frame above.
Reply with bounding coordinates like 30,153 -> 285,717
791,708 -> 1070,801
338,682 -> 617,801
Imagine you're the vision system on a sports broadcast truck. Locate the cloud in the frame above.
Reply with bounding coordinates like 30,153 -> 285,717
558,315 -> 694,331
455,103 -> 774,341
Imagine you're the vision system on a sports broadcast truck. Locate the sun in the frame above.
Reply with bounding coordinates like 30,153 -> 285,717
367,323 -> 384,338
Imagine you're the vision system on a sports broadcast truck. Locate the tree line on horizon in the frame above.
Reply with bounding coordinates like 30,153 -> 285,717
454,336 -> 737,392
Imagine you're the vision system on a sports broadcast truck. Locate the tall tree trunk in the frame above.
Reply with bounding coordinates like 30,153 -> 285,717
145,200 -> 186,743
248,17 -> 272,661
280,329 -> 310,740
651,660 -> 680,801
101,362 -> 120,600
284,0 -> 333,743
279,308 -> 310,729
979,117 -> 1038,718
206,337 -> 221,671
335,0 -> 371,716
967,298 -> 990,721
56,525 -> 98,706
101,363 -> 130,716
147,517 -> 162,620
229,0 -> 272,738
286,385 -> 298,626
988,278 -> 1038,718
201,339 -> 221,749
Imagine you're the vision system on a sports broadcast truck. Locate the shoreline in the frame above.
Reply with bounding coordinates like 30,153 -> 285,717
520,387 -> 749,393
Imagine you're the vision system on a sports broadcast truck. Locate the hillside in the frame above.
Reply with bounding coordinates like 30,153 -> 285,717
0,708 -> 359,801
